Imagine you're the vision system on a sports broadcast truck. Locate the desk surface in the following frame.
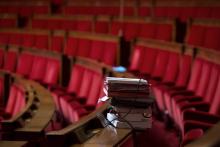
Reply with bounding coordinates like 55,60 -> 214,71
0,141 -> 27,147
71,126 -> 132,147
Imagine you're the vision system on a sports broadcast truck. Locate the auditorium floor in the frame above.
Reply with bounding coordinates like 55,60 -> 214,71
126,118 -> 180,147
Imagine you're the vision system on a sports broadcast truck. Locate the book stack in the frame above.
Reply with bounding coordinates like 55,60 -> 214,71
104,77 -> 154,130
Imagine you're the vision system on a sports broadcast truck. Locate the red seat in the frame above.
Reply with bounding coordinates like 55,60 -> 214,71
203,27 -> 220,51
95,21 -> 109,34
76,39 -> 91,57
16,52 -> 34,77
76,20 -> 92,32
89,40 -> 105,61
29,56 -> 47,82
139,47 -> 158,76
110,21 -> 124,36
153,52 -> 180,110
43,58 -> 60,86
138,6 -> 150,16
102,42 -> 117,65
138,23 -> 156,39
3,50 -> 17,72
163,58 -> 202,116
50,32 -> 65,52
22,33 -> 36,48
186,25 -> 206,46
128,45 -> 145,72
124,22 -> 140,41
64,37 -> 78,57
34,34 -> 49,50
0,49 -> 4,68
156,24 -> 173,41
52,65 -> 85,112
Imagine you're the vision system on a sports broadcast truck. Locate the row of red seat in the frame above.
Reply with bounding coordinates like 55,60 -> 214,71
128,38 -> 220,145
52,63 -> 104,123
0,84 -> 25,121
30,15 -> 175,42
62,3 -> 220,22
0,48 -> 60,87
0,2 -> 50,17
0,30 -> 120,66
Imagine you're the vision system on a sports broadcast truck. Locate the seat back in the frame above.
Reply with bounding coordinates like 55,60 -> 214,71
3,50 -> 17,72
29,56 -> 47,82
67,65 -> 85,94
43,58 -> 60,85
186,58 -> 203,91
16,52 -> 34,77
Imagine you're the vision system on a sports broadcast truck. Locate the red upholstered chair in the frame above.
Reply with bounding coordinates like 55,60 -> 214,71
179,7 -> 195,22
163,57 -> 202,116
172,63 -> 219,129
16,52 -> 34,77
8,33 -> 22,46
172,61 -> 213,127
34,34 -> 49,50
153,52 -> 180,110
138,7 -> 150,16
186,25 -> 206,46
124,22 -> 140,41
211,7 -> 220,19
154,7 -> 168,18
50,34 -> 64,53
22,33 -> 36,48
162,55 -> 192,113
31,18 -> 47,29
11,86 -> 25,116
76,39 -> 91,57
195,7 -> 211,19
138,23 -> 156,39
67,71 -> 103,122
3,50 -> 17,72
89,40 -> 105,61
64,37 -> 78,57
47,19 -> 62,30
1,85 -> 18,118
203,27 -> 220,51
139,47 -> 158,77
59,69 -> 93,120
52,64 -> 85,112
76,20 -> 92,32
0,85 -> 25,119
0,15 -> 17,28
29,56 -> 47,82
110,21 -> 124,36
0,32 -> 10,45
156,24 -> 173,41
181,73 -> 220,139
95,21 -> 109,34
128,45 -> 145,72
61,20 -> 77,30
19,6 -> 33,17
43,58 -> 60,86
102,42 -> 117,65
150,50 -> 170,82
33,4 -> 50,14
0,49 -> 4,68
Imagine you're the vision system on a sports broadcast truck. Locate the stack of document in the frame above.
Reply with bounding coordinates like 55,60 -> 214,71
104,77 -> 153,130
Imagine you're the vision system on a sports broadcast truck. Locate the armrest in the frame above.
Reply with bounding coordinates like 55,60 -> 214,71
168,90 -> 194,97
174,96 -> 203,104
183,110 -> 220,124
179,101 -> 210,112
184,120 -> 214,133
182,129 -> 204,146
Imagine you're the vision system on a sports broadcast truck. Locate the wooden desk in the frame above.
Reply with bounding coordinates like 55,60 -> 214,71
71,126 -> 132,147
0,141 -> 27,147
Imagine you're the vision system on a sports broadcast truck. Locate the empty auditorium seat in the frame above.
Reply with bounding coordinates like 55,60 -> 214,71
16,52 -> 34,77
3,49 -> 18,72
